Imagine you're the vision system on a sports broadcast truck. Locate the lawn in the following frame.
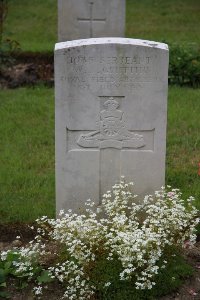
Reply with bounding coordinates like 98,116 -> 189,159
126,0 -> 200,45
0,86 -> 199,223
167,87 -> 200,206
2,0 -> 200,52
0,87 -> 55,222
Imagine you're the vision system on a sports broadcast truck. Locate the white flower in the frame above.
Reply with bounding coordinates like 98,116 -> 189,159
104,282 -> 111,287
59,210 -> 65,216
33,286 -> 43,295
1,179 -> 197,298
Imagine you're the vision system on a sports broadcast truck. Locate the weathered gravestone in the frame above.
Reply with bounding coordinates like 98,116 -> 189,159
55,38 -> 169,213
58,0 -> 125,42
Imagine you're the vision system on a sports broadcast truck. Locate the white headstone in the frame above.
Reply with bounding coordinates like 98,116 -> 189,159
55,38 -> 169,214
58,0 -> 125,42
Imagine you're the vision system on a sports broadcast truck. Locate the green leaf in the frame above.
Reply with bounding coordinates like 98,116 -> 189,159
6,251 -> 20,262
37,270 -> 53,283
0,269 -> 6,284
4,261 -> 12,271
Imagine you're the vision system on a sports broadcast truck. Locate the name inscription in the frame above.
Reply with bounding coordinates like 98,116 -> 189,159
61,54 -> 157,90
66,55 -> 150,65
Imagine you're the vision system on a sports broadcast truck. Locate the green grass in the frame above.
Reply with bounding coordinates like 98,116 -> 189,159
2,0 -> 200,52
0,86 -> 55,222
0,86 -> 199,223
126,0 -> 200,46
3,0 -> 57,52
166,87 -> 200,209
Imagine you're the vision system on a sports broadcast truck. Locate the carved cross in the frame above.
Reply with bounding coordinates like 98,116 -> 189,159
67,97 -> 153,201
77,1 -> 106,38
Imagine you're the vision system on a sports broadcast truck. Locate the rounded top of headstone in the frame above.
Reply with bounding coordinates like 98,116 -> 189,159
55,37 -> 168,51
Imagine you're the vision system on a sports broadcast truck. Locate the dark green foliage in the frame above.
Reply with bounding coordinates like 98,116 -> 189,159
37,270 -> 53,284
0,250 -> 53,298
169,43 -> 200,87
0,251 -> 18,298
152,254 -> 193,297
92,252 -> 193,299
90,253 -> 123,298
0,38 -> 20,69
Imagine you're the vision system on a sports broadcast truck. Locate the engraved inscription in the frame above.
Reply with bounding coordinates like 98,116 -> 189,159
66,56 -> 150,65
77,98 -> 145,149
77,1 -> 106,38
64,54 -> 155,90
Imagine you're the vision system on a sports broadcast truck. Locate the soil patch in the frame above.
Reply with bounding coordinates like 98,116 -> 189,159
0,52 -> 54,89
0,223 -> 36,252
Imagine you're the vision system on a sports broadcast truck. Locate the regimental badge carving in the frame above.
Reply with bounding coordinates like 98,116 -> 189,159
77,97 -> 145,149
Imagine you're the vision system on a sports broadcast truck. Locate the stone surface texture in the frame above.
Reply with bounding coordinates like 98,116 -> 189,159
58,0 -> 125,42
55,38 -> 169,214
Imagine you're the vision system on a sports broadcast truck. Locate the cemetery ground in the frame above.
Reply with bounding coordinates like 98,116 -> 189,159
0,0 -> 200,298
0,86 -> 200,299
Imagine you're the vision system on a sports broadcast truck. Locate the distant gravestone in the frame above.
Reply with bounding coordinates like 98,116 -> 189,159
55,38 -> 169,213
58,0 -> 125,42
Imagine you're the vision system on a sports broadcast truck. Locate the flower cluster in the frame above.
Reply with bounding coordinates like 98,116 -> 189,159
0,178 -> 199,299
